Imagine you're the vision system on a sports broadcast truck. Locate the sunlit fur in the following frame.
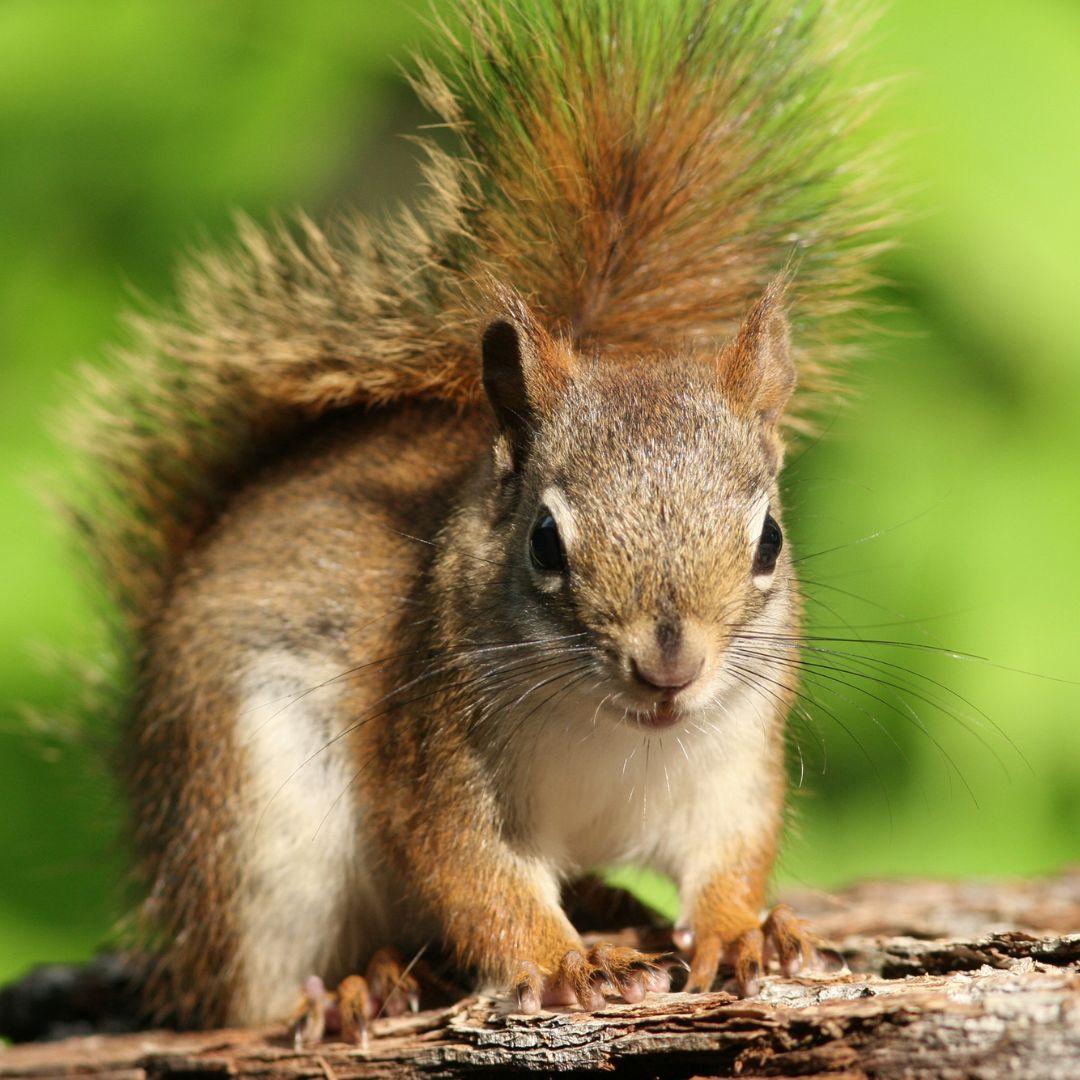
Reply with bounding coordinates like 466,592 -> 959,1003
60,0 -> 891,1028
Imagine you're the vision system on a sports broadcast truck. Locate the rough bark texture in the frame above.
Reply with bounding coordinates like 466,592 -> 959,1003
2,871 -> 1079,1079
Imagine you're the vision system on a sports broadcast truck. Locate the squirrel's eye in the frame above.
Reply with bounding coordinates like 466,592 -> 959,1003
752,513 -> 783,578
529,512 -> 567,574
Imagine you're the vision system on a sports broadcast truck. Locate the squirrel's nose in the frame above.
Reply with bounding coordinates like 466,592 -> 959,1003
631,651 -> 704,693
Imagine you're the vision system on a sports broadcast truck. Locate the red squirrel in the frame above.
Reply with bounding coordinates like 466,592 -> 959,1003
64,0 -> 883,1034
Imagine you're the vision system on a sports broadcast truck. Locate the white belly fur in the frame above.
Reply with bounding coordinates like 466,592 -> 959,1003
517,680 -> 782,903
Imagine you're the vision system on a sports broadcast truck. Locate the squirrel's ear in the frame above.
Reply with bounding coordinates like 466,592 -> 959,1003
718,283 -> 796,469
482,298 -> 571,471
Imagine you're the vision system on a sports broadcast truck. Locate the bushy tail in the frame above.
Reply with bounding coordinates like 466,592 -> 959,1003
66,0 -> 884,650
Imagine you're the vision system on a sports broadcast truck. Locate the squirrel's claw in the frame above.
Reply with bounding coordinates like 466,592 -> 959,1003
291,948 -> 424,1047
291,975 -> 334,1049
291,972 -> 371,1049
512,944 -> 679,1014
683,905 -> 846,997
588,943 -> 684,1000
364,947 -> 421,1019
336,974 -> 373,1048
512,960 -> 546,1015
759,905 -> 847,981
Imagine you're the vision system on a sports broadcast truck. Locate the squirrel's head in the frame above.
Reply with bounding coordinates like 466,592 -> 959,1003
465,284 -> 798,732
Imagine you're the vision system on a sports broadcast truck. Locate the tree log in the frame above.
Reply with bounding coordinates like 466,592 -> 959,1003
2,871 -> 1078,1078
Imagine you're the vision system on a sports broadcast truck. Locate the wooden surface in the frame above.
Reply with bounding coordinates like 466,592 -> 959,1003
2,871 -> 1079,1078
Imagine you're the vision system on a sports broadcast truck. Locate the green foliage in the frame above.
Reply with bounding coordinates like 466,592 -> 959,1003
0,0 -> 1077,980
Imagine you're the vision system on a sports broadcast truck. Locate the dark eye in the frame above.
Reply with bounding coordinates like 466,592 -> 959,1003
752,513 -> 783,577
529,511 -> 567,573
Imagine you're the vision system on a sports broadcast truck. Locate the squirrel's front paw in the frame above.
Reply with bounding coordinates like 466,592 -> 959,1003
512,944 -> 681,1014
682,905 -> 845,997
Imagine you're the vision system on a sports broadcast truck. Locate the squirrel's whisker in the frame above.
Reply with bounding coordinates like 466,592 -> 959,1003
729,649 -> 978,804
726,660 -> 897,824
730,631 -> 1027,768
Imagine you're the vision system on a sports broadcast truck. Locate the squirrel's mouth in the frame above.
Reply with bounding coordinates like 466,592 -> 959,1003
625,699 -> 682,730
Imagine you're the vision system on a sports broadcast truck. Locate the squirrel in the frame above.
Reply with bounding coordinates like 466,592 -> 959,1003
61,0 -> 883,1034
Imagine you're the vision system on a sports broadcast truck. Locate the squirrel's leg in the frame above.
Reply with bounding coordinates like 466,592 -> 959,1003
680,853 -> 840,996
413,844 -> 583,1010
679,856 -> 769,995
387,816 -> 676,1012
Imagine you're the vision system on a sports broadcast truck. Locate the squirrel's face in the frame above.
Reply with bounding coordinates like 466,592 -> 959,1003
473,286 -> 798,731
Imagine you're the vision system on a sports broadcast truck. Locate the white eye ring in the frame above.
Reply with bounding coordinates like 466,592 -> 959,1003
538,487 -> 576,550
746,491 -> 769,548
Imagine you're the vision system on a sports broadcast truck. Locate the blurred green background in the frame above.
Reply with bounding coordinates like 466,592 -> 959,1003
1,0 -> 1078,984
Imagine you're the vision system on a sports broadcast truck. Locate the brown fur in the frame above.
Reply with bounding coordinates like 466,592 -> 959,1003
64,0 -> 883,648
132,403 -> 488,1023
59,0 -> 887,1028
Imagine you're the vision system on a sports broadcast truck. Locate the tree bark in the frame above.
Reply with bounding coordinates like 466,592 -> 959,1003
2,871 -> 1078,1079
